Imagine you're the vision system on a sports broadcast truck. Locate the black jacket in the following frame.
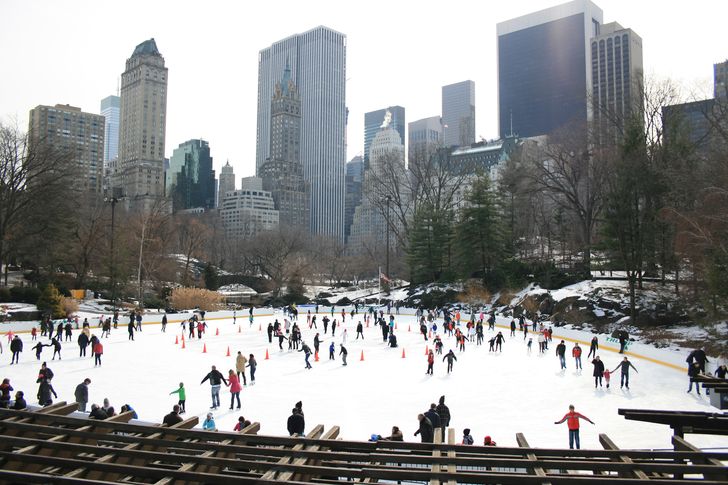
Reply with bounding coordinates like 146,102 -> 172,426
201,369 -> 228,386
592,359 -> 605,377
10,338 -> 22,353
74,383 -> 89,403
415,416 -> 434,443
435,403 -> 451,426
425,409 -> 441,429
556,343 -> 566,356
287,413 -> 305,436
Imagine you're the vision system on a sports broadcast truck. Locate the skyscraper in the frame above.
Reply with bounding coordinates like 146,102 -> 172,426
344,155 -> 363,243
256,26 -> 347,240
166,139 -> 216,212
100,95 -> 120,165
497,0 -> 604,138
115,38 -> 168,207
715,60 -> 728,98
260,63 -> 310,230
591,22 -> 643,141
219,177 -> 279,238
408,116 -> 442,165
364,106 -> 405,166
217,160 -> 236,207
442,81 -> 475,148
28,104 -> 105,194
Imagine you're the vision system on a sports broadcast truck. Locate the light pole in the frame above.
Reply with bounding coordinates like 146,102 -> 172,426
105,197 -> 119,313
385,195 -> 391,280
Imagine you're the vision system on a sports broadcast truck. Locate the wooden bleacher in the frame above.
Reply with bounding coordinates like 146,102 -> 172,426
0,405 -> 726,483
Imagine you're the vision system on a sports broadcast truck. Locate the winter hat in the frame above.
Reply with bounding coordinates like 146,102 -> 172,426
463,428 -> 470,435
439,396 -> 445,404
484,435 -> 492,443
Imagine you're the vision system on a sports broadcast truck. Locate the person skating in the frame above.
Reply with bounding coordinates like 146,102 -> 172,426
329,341 -> 336,361
494,332 -> 505,352
161,314 -> 167,332
287,407 -> 305,436
537,333 -> 546,353
510,319 -> 516,337
31,326 -> 37,341
267,322 -> 274,343
426,350 -> 435,375
78,331 -> 89,357
414,413 -> 434,443
443,350 -> 457,374
356,321 -> 364,339
235,351 -> 248,385
227,370 -> 241,410
331,319 -> 337,337
686,348 -> 709,373
9,335 -> 22,364
457,333 -> 468,352
247,354 -> 257,383
49,337 -> 62,360
587,336 -> 598,359
572,343 -> 582,370
556,340 -> 567,369
340,344 -> 348,366
618,331 -> 628,354
436,396 -> 451,437
74,378 -> 91,412
341,328 -> 348,345
591,356 -> 605,387
322,316 -> 329,334
64,321 -> 73,342
128,320 -> 135,341
687,361 -> 702,395
554,404 -> 594,450
434,335 -> 443,354
93,339 -> 103,366
170,382 -> 186,413
300,343 -> 313,369
420,321 -> 428,341
163,405 -> 184,426
200,365 -> 228,409
313,333 -> 321,356
31,341 -> 46,361
613,357 -> 638,389
276,328 -> 288,351
381,319 -> 389,342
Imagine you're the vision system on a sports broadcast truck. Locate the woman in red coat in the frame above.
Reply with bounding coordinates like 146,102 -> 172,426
227,370 -> 241,410
93,340 -> 103,367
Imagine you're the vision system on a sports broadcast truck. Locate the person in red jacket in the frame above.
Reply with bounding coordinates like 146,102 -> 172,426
572,343 -> 582,370
227,370 -> 241,410
554,404 -> 594,449
93,340 -> 103,367
426,350 -> 434,375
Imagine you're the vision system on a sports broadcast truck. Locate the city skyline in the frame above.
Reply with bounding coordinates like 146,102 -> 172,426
1,0 -> 726,182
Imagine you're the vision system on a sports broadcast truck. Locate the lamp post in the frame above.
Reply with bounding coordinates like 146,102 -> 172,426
104,197 -> 119,313
385,195 -> 391,281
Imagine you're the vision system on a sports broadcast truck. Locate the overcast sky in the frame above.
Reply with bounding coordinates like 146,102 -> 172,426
2,0 -> 725,180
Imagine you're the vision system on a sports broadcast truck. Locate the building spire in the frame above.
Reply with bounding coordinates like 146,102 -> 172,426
281,57 -> 291,96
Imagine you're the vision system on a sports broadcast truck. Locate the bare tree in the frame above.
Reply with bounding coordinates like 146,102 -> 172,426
242,227 -> 309,298
174,214 -> 212,286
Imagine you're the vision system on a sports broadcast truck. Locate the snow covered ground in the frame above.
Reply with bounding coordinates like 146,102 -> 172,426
1,309 -> 726,452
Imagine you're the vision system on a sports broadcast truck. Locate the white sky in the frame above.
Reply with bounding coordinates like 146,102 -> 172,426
1,0 -> 725,180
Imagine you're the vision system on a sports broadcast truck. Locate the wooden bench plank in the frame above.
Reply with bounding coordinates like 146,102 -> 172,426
599,433 -> 649,480
516,432 -> 549,482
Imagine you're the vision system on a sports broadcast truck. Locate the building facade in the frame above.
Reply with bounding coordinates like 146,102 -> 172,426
408,116 -> 443,167
260,63 -> 310,230
344,155 -> 363,243
442,81 -> 475,148
114,38 -> 168,207
497,0 -> 604,138
219,177 -> 279,238
28,104 -> 105,193
590,22 -> 643,142
255,26 -> 347,240
715,60 -> 728,98
364,106 -> 405,167
166,139 -> 216,212
100,95 -> 120,166
217,161 -> 236,208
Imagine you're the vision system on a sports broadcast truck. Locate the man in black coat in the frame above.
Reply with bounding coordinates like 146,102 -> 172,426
687,348 -> 709,373
74,378 -> 91,412
200,365 -> 228,409
592,356 -> 606,387
435,396 -> 451,435
556,340 -> 567,369
425,404 -> 441,439
414,413 -> 434,443
287,408 -> 305,436
9,335 -> 22,364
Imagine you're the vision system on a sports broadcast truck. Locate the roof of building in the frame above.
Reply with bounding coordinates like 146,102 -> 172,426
132,38 -> 161,57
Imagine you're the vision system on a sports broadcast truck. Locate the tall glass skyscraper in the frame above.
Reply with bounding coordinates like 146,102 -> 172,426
364,106 -> 405,167
100,95 -> 120,165
256,26 -> 347,240
497,0 -> 603,138
166,139 -> 216,212
442,81 -> 475,148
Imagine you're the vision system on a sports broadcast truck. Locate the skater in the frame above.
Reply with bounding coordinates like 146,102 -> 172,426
74,378 -> 91,412
247,354 -> 257,383
420,321 -> 428,341
381,319 -> 389,342
49,337 -> 62,360
9,335 -> 23,364
267,323 -> 273,344
356,321 -> 364,339
554,404 -> 594,450
340,344 -> 348,366
31,326 -> 37,341
322,316 -> 329,334
488,336 -> 496,352
64,321 -> 73,341
331,319 -> 337,337
414,413 -> 434,443
93,339 -> 103,366
426,350 -> 434,375
494,331 -> 505,352
101,319 -> 111,338
687,361 -> 702,395
537,332 -> 546,353
587,336 -> 598,359
236,351 -> 248,385
618,332 -> 628,354
276,328 -> 288,350
31,341 -> 46,360
170,383 -> 186,413
613,357 -> 638,389
313,333 -> 321,356
78,331 -> 89,357
227,370 -> 241,410
200,365 -> 228,409
443,350 -> 457,374
434,335 -> 443,354
161,314 -> 167,332
573,343 -> 582,369
510,319 -> 516,337
591,356 -> 605,387
329,341 -> 336,360
556,340 -> 567,369
603,367 -> 612,388
457,333 -> 468,352
128,319 -> 135,341
135,312 -> 143,331
476,321 -> 484,345
686,347 -> 709,373
301,342 -> 313,369
527,338 -> 533,353
342,328 -> 348,344
188,318 -> 196,339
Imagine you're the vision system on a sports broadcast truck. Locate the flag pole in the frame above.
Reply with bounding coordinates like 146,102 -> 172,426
378,266 -> 381,307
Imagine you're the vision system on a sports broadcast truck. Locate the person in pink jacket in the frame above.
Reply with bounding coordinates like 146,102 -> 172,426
227,370 -> 241,410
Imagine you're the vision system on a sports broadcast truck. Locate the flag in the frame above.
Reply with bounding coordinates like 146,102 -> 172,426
379,271 -> 392,284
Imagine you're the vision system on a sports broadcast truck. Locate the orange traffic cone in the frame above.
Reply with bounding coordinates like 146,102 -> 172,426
226,346 -> 231,357
216,327 -> 219,336
181,339 -> 186,349
265,349 -> 269,360
360,350 -> 365,361
181,333 -> 185,341
175,335 -> 179,344
238,325 -> 241,333
314,351 -> 319,362
425,345 -> 429,355
401,348 -> 406,358
202,343 -> 207,353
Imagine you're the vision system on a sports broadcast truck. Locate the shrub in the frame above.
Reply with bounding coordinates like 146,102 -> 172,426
60,296 -> 79,316
0,287 -> 11,303
169,287 -> 223,312
36,284 -> 64,318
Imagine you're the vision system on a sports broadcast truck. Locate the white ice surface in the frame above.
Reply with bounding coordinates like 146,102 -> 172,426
2,309 -> 726,451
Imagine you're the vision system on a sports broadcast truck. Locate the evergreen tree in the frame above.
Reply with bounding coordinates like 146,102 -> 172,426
36,283 -> 64,319
455,175 -> 505,287
407,202 -> 455,284
203,263 -> 219,290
